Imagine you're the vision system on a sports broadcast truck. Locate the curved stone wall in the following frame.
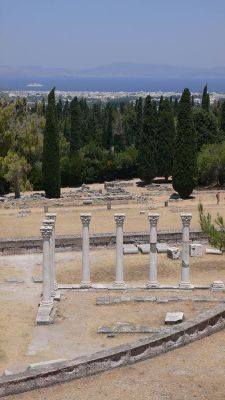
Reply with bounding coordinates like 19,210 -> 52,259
0,304 -> 225,397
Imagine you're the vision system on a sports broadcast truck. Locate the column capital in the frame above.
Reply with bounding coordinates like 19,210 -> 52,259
43,219 -> 55,228
148,213 -> 159,226
80,213 -> 91,227
45,213 -> 57,222
180,213 -> 192,226
114,214 -> 125,227
40,226 -> 53,239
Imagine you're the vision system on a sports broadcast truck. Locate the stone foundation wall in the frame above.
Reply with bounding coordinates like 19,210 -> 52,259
0,304 -> 224,397
0,230 -> 208,255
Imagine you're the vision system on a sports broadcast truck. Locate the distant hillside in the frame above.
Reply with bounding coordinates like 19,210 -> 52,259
1,63 -> 225,80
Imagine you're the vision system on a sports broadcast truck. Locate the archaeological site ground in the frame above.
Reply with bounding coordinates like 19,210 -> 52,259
1,179 -> 225,399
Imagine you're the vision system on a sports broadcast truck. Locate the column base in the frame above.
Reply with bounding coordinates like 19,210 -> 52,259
146,281 -> 160,289
113,282 -> 126,289
179,281 -> 193,289
80,281 -> 92,288
36,301 -> 55,325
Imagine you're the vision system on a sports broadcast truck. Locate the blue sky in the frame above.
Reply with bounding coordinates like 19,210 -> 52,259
0,0 -> 225,70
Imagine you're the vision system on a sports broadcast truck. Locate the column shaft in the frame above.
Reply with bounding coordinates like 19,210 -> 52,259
147,213 -> 159,288
80,214 -> 91,287
180,213 -> 192,289
114,214 -> 125,288
41,227 -> 53,305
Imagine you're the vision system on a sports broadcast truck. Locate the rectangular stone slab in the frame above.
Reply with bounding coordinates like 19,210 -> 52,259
189,243 -> 204,257
123,244 -> 139,254
167,247 -> 180,259
156,243 -> 168,253
165,312 -> 184,324
138,244 -> 150,254
98,322 -> 168,334
206,248 -> 222,255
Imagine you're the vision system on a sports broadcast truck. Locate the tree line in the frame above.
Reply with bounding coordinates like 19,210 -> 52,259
1,85 -> 225,198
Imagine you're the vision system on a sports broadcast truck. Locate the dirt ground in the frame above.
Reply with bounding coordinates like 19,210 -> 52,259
5,328 -> 225,400
0,180 -> 225,238
1,180 -> 225,399
1,251 -> 225,377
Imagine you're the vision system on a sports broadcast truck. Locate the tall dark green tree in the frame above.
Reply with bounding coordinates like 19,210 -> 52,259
220,101 -> 225,133
138,95 -> 157,183
172,88 -> 197,198
42,88 -> 60,198
135,97 -> 143,148
157,98 -> 175,180
193,108 -> 219,150
202,85 -> 210,112
70,97 -> 82,155
102,104 -> 114,150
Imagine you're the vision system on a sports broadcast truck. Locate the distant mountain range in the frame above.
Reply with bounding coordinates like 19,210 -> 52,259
1,63 -> 225,80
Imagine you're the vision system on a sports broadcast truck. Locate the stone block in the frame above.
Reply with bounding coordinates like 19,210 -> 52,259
83,199 -> 92,205
123,244 -> 138,254
138,244 -> 150,254
211,281 -> 225,291
165,312 -> 184,325
156,243 -> 168,253
206,248 -> 222,255
189,243 -> 204,257
29,359 -> 67,370
98,322 -> 166,334
167,247 -> 180,260
3,365 -> 28,376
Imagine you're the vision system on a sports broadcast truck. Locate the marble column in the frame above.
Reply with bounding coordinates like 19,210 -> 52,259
40,226 -> 53,306
43,218 -> 56,297
147,213 -> 160,288
114,214 -> 126,288
80,214 -> 92,288
45,213 -> 57,296
180,213 -> 192,289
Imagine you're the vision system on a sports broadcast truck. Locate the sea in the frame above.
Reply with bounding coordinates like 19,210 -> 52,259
0,77 -> 225,93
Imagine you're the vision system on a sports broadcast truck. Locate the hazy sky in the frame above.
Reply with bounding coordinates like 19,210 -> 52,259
1,0 -> 225,70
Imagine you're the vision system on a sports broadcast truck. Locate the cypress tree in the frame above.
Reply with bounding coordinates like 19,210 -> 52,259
220,101 -> 225,133
70,97 -> 82,155
157,98 -> 175,180
102,104 -> 114,150
202,85 -> 210,112
42,88 -> 60,198
138,95 -> 157,183
135,97 -> 143,148
172,88 -> 197,198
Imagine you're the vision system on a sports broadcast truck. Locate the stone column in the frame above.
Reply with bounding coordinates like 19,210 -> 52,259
147,213 -> 160,288
180,213 -> 192,289
45,213 -> 57,296
80,214 -> 92,288
40,226 -> 53,306
114,214 -> 126,288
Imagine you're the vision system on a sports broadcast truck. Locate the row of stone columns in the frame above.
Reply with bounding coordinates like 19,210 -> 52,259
80,212 -> 192,288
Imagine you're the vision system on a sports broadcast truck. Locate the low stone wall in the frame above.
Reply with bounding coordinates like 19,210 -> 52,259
0,304 -> 225,397
0,230 -> 208,255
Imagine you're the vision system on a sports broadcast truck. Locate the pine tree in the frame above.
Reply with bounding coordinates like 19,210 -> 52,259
202,85 -> 210,112
42,88 -> 60,198
172,88 -> 197,198
138,95 -> 157,183
157,98 -> 175,180
70,97 -> 82,155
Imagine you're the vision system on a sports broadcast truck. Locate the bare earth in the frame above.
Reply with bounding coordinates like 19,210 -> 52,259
0,181 -> 225,238
1,181 -> 225,399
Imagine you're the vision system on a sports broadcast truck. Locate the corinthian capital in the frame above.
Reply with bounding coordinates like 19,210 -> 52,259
45,213 -> 57,222
40,225 -> 53,239
114,214 -> 125,227
180,213 -> 192,226
80,213 -> 92,227
148,213 -> 159,226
